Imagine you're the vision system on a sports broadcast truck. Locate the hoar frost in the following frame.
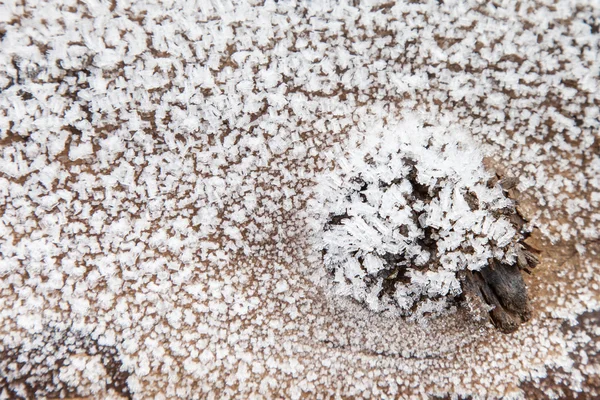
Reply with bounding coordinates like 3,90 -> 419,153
317,118 -> 528,318
1,0 -> 596,397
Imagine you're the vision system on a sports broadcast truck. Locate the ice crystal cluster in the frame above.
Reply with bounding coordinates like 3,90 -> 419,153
1,0 -> 599,398
318,119 -> 519,315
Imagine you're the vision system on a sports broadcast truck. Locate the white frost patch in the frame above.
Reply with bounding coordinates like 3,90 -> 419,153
69,142 -> 94,161
58,354 -> 108,396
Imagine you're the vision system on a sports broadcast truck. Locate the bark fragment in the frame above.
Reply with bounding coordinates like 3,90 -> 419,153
461,243 -> 540,333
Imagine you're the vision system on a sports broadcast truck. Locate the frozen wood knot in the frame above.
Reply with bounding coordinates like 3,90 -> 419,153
316,118 -> 541,332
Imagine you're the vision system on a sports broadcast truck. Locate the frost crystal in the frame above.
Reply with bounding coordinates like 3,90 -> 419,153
0,0 -> 598,398
317,117 -> 521,316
